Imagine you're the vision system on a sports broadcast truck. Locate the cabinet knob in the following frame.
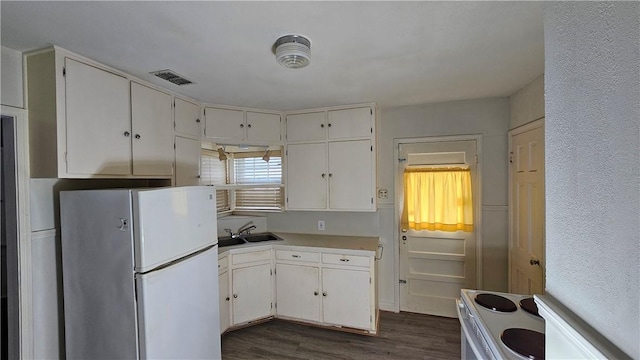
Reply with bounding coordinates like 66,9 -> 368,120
233,294 -> 238,298
321,173 -> 326,179
123,131 -> 130,137
291,254 -> 301,258
196,118 -> 200,123
135,134 -> 141,139
225,297 -> 230,301
328,123 -> 332,127
322,291 -> 327,297
321,123 -> 324,128
339,258 -> 350,262
314,291 -> 319,296
328,173 -> 333,178
247,124 -> 252,128
240,124 -> 244,128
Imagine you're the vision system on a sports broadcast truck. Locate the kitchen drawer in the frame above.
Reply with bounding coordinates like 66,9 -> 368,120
218,256 -> 229,273
232,249 -> 271,265
322,253 -> 370,268
276,249 -> 319,263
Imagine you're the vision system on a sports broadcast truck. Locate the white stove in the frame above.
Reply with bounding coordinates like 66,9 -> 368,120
457,289 -> 545,360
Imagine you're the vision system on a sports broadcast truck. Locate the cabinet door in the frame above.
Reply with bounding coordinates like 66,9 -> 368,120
275,264 -> 320,322
65,58 -> 131,175
174,136 -> 200,186
246,111 -> 281,143
131,82 -> 174,176
175,98 -> 201,137
232,263 -> 272,325
204,107 -> 244,141
285,112 -> 326,142
322,268 -> 371,330
327,107 -> 373,140
286,143 -> 327,210
328,140 -> 374,210
219,271 -> 230,334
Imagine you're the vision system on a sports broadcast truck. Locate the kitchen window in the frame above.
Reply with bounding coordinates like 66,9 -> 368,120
200,146 -> 283,212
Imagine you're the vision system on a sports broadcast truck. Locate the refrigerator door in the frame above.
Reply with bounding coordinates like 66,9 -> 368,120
133,186 -> 217,272
60,189 -> 138,360
136,246 -> 221,359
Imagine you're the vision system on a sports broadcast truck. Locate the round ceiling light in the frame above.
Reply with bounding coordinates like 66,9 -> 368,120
274,34 -> 311,69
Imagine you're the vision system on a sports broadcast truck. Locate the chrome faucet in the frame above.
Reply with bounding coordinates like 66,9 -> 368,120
237,221 -> 256,236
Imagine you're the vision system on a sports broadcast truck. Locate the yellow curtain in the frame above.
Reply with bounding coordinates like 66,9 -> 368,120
402,168 -> 474,232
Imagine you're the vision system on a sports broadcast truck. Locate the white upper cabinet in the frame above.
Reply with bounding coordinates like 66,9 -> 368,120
131,82 -> 173,176
204,107 -> 244,141
286,143 -> 327,210
174,98 -> 201,138
246,111 -> 282,142
285,111 -> 326,142
284,104 -> 376,212
328,140 -> 374,210
174,136 -> 201,186
203,106 -> 282,144
327,107 -> 373,140
25,46 -> 187,179
64,57 -> 131,176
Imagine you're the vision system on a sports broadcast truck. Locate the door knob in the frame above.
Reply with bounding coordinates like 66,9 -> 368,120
530,258 -> 540,266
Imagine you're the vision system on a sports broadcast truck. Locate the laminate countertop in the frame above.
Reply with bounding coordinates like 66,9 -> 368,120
218,232 -> 379,254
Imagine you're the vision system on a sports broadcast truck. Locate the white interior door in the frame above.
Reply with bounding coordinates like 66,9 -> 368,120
136,247 -> 220,360
509,120 -> 545,295
398,139 -> 478,318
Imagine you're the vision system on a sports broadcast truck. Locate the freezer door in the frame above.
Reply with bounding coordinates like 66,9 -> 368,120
60,189 -> 138,360
133,186 -> 217,272
136,246 -> 221,359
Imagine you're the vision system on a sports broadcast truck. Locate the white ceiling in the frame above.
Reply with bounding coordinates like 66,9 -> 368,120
1,1 -> 544,111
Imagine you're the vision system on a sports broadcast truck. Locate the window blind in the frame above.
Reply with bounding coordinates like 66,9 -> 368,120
233,151 -> 283,210
200,149 -> 230,212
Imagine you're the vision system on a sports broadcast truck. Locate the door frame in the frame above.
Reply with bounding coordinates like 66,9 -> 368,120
393,134 -> 483,312
508,118 -> 545,293
1,106 -> 33,359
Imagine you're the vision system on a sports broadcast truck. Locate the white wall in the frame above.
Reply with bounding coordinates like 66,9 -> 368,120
1,46 -> 24,108
544,2 -> 639,358
509,74 -> 544,129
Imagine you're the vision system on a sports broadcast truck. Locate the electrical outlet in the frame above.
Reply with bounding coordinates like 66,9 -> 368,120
318,220 -> 325,231
378,188 -> 389,199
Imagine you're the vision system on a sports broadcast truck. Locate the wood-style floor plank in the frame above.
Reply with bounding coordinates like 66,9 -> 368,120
221,311 -> 461,359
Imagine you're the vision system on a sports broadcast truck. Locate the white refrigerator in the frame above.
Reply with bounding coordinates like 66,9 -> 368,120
60,186 -> 221,360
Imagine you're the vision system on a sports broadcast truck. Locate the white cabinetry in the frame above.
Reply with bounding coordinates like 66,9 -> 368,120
25,47 -> 175,178
174,136 -> 201,186
285,105 -> 376,211
203,106 -> 282,144
130,82 -> 173,176
273,247 -> 377,333
229,249 -> 273,326
218,256 -> 230,334
174,97 -> 201,138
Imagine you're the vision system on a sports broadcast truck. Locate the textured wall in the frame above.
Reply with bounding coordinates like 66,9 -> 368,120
509,74 -> 544,129
544,2 -> 639,358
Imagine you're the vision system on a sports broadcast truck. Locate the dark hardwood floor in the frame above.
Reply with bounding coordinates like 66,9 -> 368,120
221,311 -> 461,360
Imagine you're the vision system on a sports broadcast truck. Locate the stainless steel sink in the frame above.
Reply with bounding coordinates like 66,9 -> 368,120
218,232 -> 282,247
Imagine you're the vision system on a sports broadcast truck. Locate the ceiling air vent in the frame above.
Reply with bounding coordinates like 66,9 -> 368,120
150,69 -> 194,86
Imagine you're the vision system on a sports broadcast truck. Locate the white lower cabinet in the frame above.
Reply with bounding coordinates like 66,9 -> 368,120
321,267 -> 371,329
231,263 -> 272,325
275,263 -> 321,322
218,271 -> 229,334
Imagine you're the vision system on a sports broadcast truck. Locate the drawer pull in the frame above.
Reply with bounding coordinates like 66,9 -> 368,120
291,254 -> 301,258
339,258 -> 350,262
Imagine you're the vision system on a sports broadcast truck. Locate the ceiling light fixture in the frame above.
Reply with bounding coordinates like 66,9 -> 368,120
274,34 -> 311,69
